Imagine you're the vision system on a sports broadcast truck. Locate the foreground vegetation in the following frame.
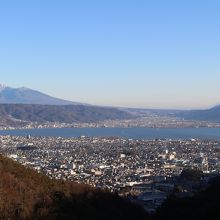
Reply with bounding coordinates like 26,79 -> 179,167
155,175 -> 220,220
0,155 -> 147,220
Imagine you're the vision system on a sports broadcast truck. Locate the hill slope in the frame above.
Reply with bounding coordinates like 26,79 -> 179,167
0,104 -> 134,126
0,155 -> 148,220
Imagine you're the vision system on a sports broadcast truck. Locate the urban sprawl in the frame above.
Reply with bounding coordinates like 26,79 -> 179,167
1,135 -> 220,212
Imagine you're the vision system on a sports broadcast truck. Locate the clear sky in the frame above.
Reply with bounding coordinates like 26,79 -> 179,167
0,0 -> 220,109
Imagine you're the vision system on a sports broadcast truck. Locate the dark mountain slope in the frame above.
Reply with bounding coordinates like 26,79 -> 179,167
0,155 -> 148,220
0,104 -> 134,125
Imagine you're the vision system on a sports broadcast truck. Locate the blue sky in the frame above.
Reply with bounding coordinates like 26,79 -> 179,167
0,0 -> 220,109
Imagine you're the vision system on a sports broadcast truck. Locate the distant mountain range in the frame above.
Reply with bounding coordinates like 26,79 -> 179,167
0,84 -> 135,126
1,84 -> 220,124
0,104 -> 133,126
0,84 -> 82,105
125,106 -> 220,122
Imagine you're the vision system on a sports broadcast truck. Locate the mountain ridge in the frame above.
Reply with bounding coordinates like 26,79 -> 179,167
0,104 -> 134,127
1,84 -> 220,123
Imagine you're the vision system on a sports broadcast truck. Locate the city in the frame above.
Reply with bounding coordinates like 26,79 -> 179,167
1,135 -> 220,212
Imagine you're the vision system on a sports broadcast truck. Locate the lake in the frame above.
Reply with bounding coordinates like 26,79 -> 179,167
0,127 -> 220,140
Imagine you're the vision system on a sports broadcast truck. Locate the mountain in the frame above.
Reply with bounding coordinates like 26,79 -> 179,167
0,85 -> 134,126
125,105 -> 220,122
176,105 -> 220,122
0,154 -> 148,220
0,104 -> 134,126
0,84 -> 82,105
2,84 -> 220,123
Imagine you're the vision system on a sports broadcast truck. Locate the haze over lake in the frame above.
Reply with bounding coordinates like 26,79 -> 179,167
0,128 -> 220,140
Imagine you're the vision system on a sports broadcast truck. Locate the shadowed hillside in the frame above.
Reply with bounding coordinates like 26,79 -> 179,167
0,155 -> 148,220
155,175 -> 220,220
1,154 -> 220,220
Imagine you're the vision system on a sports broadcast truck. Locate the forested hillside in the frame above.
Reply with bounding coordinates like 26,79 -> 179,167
0,104 -> 133,126
0,155 -> 147,220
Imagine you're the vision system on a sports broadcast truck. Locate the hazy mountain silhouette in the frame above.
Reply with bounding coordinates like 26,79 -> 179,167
176,105 -> 220,122
0,84 -> 82,105
126,105 -> 220,122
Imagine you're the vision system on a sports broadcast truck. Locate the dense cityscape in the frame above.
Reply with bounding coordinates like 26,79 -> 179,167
1,134 -> 220,212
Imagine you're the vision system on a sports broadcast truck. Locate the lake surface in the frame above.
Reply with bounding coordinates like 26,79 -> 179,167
0,127 -> 220,140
